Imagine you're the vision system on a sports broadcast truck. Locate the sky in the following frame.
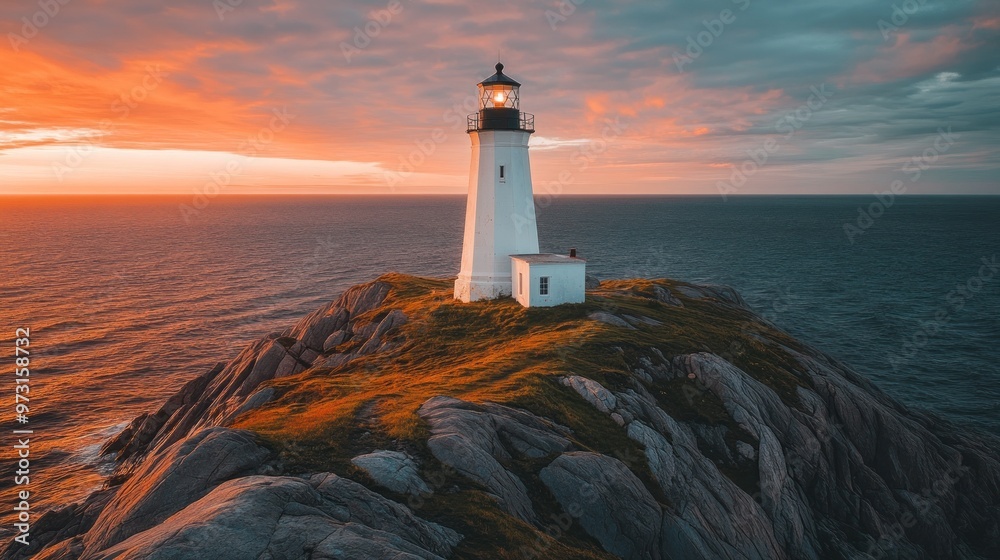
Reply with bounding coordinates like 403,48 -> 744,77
0,0 -> 998,196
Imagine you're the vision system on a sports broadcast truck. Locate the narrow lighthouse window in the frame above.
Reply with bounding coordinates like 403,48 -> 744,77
499,165 -> 505,182
539,276 -> 549,295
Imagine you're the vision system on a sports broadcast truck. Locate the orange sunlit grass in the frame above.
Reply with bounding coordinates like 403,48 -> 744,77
233,274 -> 604,445
231,272 -> 813,477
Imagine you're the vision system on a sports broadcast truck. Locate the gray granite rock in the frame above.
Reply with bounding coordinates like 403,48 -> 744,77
652,285 -> 683,307
293,307 -> 350,352
561,375 -> 617,413
623,314 -> 663,327
84,428 -> 271,553
697,284 -> 748,307
99,280 -> 396,471
417,396 -> 571,523
90,475 -> 459,560
358,309 -> 408,354
322,329 -> 350,352
351,451 -> 431,496
673,283 -> 748,307
567,373 -> 786,560
540,452 -> 661,560
309,473 -> 461,556
588,311 -> 634,329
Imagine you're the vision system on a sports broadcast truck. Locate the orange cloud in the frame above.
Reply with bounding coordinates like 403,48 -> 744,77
585,94 -> 610,118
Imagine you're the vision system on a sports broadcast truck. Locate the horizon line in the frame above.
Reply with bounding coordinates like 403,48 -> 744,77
3,193 -> 999,199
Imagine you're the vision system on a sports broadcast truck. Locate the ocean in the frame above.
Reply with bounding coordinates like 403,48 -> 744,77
1,195 -> 998,530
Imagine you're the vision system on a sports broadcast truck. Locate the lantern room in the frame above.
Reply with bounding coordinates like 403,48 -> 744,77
468,63 -> 534,133
479,63 -> 520,109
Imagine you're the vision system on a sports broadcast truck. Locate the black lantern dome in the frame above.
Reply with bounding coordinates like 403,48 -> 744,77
468,63 -> 534,133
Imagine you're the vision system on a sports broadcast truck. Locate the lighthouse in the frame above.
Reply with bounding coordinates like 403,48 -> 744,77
455,63 -> 586,307
454,62 -> 539,302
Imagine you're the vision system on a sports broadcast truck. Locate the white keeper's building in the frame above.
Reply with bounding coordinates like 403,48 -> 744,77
511,252 -> 586,307
453,63 -> 587,308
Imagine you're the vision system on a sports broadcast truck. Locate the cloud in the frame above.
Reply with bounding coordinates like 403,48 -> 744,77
529,136 -> 592,151
0,127 -> 104,149
0,0 -> 997,194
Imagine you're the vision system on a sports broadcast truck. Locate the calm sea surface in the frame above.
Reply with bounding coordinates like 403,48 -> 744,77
1,195 -> 998,530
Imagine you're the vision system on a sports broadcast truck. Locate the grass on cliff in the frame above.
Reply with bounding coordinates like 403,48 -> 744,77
231,273 -> 812,556
235,274 -> 597,450
234,272 -> 808,479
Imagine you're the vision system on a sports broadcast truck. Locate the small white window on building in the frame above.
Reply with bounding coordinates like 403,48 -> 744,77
539,276 -> 549,295
499,165 -> 505,182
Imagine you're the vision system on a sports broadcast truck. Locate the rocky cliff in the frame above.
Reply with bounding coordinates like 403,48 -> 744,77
10,274 -> 999,560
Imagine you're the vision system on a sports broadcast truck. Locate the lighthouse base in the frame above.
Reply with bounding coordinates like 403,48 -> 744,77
454,275 -> 512,303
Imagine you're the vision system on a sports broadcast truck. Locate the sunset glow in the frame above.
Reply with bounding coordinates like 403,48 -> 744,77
1,1 -> 998,196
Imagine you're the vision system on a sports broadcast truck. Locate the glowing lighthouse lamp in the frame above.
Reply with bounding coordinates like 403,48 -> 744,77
454,63 -> 586,308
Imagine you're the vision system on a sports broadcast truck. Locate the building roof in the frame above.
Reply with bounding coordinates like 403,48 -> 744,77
479,63 -> 521,87
510,253 -> 587,264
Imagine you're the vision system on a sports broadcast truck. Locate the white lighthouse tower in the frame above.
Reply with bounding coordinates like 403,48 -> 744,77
454,63 -> 540,302
455,63 -> 586,307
